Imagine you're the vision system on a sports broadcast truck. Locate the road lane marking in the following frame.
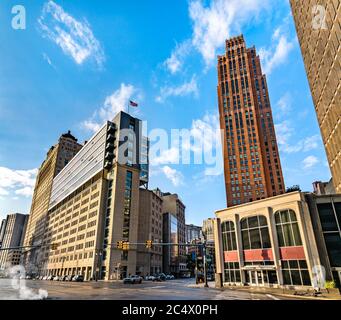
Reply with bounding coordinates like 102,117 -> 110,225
266,294 -> 280,300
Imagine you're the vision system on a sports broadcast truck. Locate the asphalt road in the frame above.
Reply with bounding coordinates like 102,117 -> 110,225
0,278 -> 292,300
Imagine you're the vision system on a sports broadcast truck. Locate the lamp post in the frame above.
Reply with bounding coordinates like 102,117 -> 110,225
94,249 -> 103,281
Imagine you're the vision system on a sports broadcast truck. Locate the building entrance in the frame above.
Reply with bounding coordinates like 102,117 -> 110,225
244,267 -> 278,287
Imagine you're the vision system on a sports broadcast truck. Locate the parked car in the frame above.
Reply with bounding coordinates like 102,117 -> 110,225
53,276 -> 60,281
146,275 -> 156,281
47,275 -> 54,280
207,273 -> 215,281
42,276 -> 48,280
66,275 -> 74,281
72,275 -> 84,282
60,275 -> 68,281
123,275 -> 142,284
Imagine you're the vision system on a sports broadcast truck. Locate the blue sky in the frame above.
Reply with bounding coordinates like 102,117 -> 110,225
0,0 -> 331,226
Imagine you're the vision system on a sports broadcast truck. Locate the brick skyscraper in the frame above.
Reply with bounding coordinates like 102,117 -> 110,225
217,35 -> 285,207
290,0 -> 341,193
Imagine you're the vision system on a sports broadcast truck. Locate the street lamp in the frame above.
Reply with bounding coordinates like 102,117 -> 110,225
94,249 -> 103,281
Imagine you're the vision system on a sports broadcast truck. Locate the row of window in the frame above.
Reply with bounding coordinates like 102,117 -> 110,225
222,209 -> 303,251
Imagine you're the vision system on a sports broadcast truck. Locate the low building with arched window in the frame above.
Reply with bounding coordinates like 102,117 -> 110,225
214,191 -> 341,290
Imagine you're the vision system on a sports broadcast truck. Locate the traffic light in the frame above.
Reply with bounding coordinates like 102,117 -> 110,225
122,242 -> 129,251
116,241 -> 124,249
145,240 -> 153,249
51,243 -> 59,250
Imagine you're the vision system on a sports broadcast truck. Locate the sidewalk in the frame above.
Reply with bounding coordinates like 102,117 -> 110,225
190,282 -> 341,300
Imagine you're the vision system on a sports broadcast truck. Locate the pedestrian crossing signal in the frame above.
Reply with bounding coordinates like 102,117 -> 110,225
116,241 -> 124,249
145,240 -> 153,249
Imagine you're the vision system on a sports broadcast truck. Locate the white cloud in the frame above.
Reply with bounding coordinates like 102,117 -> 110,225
276,92 -> 292,115
156,76 -> 198,103
163,0 -> 270,71
42,52 -> 56,69
302,156 -> 319,169
0,167 -> 38,198
38,1 -> 105,67
151,148 -> 180,166
259,23 -> 295,75
164,40 -> 192,74
15,187 -> 34,197
275,121 -> 322,154
82,83 -> 138,132
162,166 -> 184,186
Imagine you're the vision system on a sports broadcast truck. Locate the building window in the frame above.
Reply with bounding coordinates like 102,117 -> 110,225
275,210 -> 302,247
240,215 -> 271,250
122,171 -> 133,242
224,262 -> 241,283
281,260 -> 311,286
221,221 -> 237,251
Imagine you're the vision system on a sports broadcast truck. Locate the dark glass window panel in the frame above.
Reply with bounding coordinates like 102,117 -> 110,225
324,233 -> 341,267
299,260 -> 308,269
221,222 -> 227,233
291,270 -> 302,285
282,270 -> 291,285
275,213 -> 281,224
260,227 -> 271,248
248,216 -> 259,228
282,260 -> 289,269
242,230 -> 250,250
317,203 -> 338,232
332,271 -> 341,288
268,271 -> 278,284
235,271 -> 241,282
245,271 -> 250,283
280,210 -> 290,223
292,223 -> 303,246
334,203 -> 341,228
301,270 -> 311,286
241,218 -> 248,230
283,224 -> 295,247
230,221 -> 235,231
231,232 -> 237,251
231,271 -> 236,282
249,228 -> 262,249
258,216 -> 267,226
222,233 -> 228,251
289,260 -> 299,269
235,262 -> 240,269
276,225 -> 285,247
289,210 -> 298,222
229,233 -> 235,251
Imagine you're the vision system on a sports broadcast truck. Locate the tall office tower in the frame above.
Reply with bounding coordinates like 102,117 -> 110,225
22,131 -> 82,272
0,213 -> 28,270
40,111 -> 149,280
0,219 -> 6,248
185,224 -> 203,244
290,1 -> 341,192
137,189 -> 163,275
157,190 -> 187,276
217,35 -> 285,207
202,218 -> 215,243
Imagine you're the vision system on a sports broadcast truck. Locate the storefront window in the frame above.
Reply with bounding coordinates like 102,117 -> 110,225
281,260 -> 311,286
221,221 -> 237,251
224,262 -> 241,283
240,215 -> 271,250
275,209 -> 302,247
